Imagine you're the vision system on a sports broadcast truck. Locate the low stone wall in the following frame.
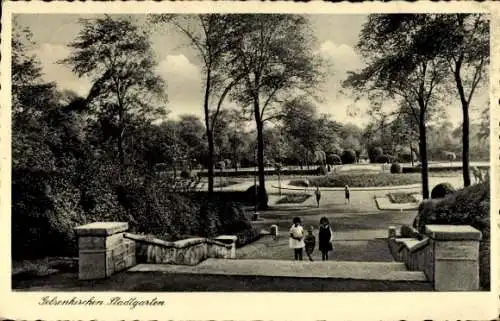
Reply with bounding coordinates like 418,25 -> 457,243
74,222 -> 237,280
388,224 -> 482,291
125,233 -> 236,266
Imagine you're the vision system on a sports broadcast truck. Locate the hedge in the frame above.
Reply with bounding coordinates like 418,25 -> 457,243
413,181 -> 490,290
402,165 -> 489,173
197,168 -> 319,177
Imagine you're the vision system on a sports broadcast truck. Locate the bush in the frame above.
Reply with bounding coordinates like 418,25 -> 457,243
327,154 -> 342,165
398,150 -> 417,163
369,146 -> 384,163
234,227 -> 261,247
341,149 -> 357,164
316,165 -> 327,175
245,184 -> 269,207
431,183 -> 455,199
376,154 -> 395,163
180,169 -> 191,179
443,151 -> 456,162
413,181 -> 489,289
390,162 -> 403,174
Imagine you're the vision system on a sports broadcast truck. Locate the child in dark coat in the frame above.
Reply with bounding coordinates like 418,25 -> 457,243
304,226 -> 316,261
318,217 -> 334,261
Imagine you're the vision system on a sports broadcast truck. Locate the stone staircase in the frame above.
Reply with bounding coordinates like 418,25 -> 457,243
128,258 -> 432,291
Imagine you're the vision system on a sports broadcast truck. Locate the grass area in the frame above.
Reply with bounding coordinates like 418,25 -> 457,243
276,194 -> 311,204
387,192 -> 418,204
291,173 -> 422,188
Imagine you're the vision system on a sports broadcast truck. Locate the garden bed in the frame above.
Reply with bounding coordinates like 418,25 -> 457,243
387,192 -> 418,204
276,194 -> 311,204
290,173 -> 422,188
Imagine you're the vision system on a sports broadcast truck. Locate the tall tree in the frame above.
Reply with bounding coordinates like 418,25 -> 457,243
229,15 -> 324,208
344,14 -> 447,199
150,14 -> 245,195
62,15 -> 167,168
422,14 -> 489,186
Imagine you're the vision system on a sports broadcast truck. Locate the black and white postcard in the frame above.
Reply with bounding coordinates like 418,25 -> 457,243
1,1 -> 498,320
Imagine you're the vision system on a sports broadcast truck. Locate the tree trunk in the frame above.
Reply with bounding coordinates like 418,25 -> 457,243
454,66 -> 471,187
419,116 -> 430,199
207,130 -> 215,194
254,99 -> 268,209
203,70 -> 214,195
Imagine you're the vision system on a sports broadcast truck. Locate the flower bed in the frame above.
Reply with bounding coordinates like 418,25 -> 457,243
276,194 -> 311,204
290,173 -> 422,188
387,192 -> 418,204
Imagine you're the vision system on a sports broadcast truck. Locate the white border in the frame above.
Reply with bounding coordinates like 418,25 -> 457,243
1,1 -> 498,320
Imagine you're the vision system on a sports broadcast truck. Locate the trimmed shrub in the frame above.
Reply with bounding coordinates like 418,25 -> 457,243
327,154 -> 342,165
369,146 -> 384,163
390,162 -> 403,174
341,149 -> 357,164
398,150 -> 417,163
443,151 -> 456,162
375,154 -> 389,163
413,181 -> 489,289
245,184 -> 269,207
316,165 -> 327,175
431,183 -> 455,199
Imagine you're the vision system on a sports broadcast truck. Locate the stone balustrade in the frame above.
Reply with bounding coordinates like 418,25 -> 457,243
126,233 -> 236,265
74,222 -> 237,280
388,224 -> 482,291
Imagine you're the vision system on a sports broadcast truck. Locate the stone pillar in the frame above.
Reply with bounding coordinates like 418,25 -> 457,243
425,225 -> 482,291
74,222 -> 136,280
214,235 -> 238,259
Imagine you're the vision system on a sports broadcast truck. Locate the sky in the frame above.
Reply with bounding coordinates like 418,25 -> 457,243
15,14 -> 488,128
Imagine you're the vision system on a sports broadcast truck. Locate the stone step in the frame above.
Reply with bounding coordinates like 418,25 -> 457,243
129,259 -> 427,282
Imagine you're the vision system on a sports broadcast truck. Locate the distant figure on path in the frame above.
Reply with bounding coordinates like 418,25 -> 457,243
315,186 -> 321,208
318,217 -> 334,261
344,184 -> 350,204
289,217 -> 305,261
304,226 -> 316,261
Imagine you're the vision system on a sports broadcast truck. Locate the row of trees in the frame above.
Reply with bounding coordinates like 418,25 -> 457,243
14,14 -> 489,212
344,14 -> 489,199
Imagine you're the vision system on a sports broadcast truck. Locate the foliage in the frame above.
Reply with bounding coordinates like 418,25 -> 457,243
291,173 -> 422,188
61,15 -> 167,166
390,162 -> 403,174
316,165 -> 327,175
229,14 -> 325,208
327,154 -> 342,165
368,147 -> 384,163
430,182 -> 456,199
341,149 -> 357,164
413,181 -> 489,289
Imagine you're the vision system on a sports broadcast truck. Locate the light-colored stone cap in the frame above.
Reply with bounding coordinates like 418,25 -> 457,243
214,235 -> 238,243
74,222 -> 129,236
425,225 -> 482,241
396,237 -> 429,253
124,233 -> 232,249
